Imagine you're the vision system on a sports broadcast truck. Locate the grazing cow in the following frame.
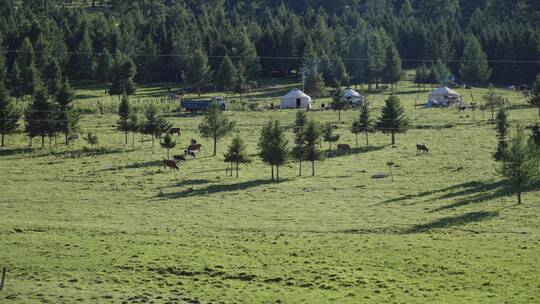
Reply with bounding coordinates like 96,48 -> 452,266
169,128 -> 181,136
337,144 -> 352,154
67,133 -> 81,141
416,144 -> 429,153
187,143 -> 202,153
173,155 -> 186,162
163,159 -> 179,171
184,150 -> 196,158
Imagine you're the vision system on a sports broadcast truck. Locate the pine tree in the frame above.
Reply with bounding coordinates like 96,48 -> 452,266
430,59 -> 452,84
303,120 -> 323,176
215,55 -> 237,92
42,59 -> 62,97
183,49 -> 210,97
117,93 -> 131,145
0,83 -> 20,147
160,133 -> 176,159
127,112 -> 140,147
483,85 -> 507,120
258,120 -> 289,182
499,127 -> 540,204
109,52 -> 137,95
143,104 -> 171,148
383,40 -> 402,88
460,34 -> 491,83
17,38 -> 41,96
8,61 -> 24,98
494,108 -> 509,161
377,95 -> 410,146
292,111 -> 307,176
56,79 -> 76,144
94,49 -> 113,83
322,122 -> 340,151
76,30 -> 95,80
198,102 -> 235,156
25,83 -> 55,148
224,135 -> 251,177
528,75 -> 540,117
352,104 -> 374,147
330,86 -> 347,122
303,57 -> 326,97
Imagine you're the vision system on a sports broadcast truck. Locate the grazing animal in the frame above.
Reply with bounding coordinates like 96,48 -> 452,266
416,144 -> 429,153
67,133 -> 81,141
184,150 -> 196,158
169,128 -> 181,135
173,155 -> 186,162
163,159 -> 179,171
187,143 -> 202,152
337,144 -> 352,154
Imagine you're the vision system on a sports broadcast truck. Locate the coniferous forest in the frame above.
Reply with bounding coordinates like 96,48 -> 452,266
0,0 -> 538,96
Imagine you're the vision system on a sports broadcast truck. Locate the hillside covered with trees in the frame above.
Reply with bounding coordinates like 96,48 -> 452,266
0,0 -> 539,95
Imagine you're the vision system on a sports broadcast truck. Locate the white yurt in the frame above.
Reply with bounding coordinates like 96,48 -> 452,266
343,88 -> 364,105
427,86 -> 461,106
280,88 -> 312,109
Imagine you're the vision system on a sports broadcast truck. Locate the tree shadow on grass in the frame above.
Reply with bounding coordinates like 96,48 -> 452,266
169,179 -> 212,187
101,160 -> 163,171
403,211 -> 499,234
430,181 -> 512,212
326,145 -> 385,159
156,179 -> 275,200
378,180 -> 501,205
0,147 -> 35,157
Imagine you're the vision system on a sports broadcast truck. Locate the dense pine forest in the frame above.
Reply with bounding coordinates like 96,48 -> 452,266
0,0 -> 539,96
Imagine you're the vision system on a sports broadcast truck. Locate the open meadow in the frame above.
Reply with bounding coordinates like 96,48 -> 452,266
1,82 -> 539,303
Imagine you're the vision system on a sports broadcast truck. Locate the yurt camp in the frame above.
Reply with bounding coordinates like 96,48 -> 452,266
426,86 -> 461,107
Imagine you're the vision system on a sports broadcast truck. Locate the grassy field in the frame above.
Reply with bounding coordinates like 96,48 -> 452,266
1,82 -> 539,303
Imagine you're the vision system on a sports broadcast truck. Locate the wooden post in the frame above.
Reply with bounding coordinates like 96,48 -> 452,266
0,267 -> 6,291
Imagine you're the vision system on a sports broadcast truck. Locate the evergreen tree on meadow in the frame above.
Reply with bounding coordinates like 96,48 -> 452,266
499,126 -> 540,205
143,104 -> 172,148
117,93 -> 131,145
352,104 -> 374,147
494,108 -> 509,161
160,132 -> 176,159
292,110 -> 308,176
109,52 -> 137,95
430,59 -> 452,85
414,64 -> 430,89
0,83 -> 20,147
8,61 -> 24,98
215,55 -> 237,92
528,75 -> 540,117
199,102 -> 236,156
94,49 -> 113,84
383,40 -> 402,88
224,135 -> 251,178
483,85 -> 507,121
303,57 -> 325,97
25,83 -> 55,148
75,30 -> 95,80
55,79 -> 76,144
460,34 -> 491,83
330,86 -> 347,122
258,120 -> 289,182
377,95 -> 409,146
183,49 -> 210,97
303,120 -> 324,176
322,122 -> 340,151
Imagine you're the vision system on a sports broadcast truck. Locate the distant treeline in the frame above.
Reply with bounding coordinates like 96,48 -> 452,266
0,0 -> 538,93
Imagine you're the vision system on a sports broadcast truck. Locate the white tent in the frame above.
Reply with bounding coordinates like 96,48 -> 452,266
428,87 -> 461,106
343,88 -> 364,105
280,88 -> 312,109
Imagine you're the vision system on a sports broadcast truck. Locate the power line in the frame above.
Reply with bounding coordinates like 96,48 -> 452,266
2,49 -> 539,64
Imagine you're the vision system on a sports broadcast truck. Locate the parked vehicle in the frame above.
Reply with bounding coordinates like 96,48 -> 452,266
181,97 -> 226,112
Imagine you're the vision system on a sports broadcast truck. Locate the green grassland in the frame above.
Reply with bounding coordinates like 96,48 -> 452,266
1,82 -> 539,303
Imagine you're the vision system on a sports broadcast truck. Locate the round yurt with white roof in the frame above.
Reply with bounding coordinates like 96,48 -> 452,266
280,88 -> 312,109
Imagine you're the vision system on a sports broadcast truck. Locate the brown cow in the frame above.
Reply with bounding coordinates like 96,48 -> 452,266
337,144 -> 352,154
416,144 -> 429,153
169,128 -> 181,136
163,159 -> 179,171
187,143 -> 202,153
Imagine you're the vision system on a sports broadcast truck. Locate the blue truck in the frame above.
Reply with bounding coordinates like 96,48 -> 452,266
180,97 -> 226,113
